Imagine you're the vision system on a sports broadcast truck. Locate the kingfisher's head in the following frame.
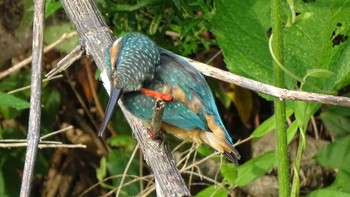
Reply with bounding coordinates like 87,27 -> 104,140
99,33 -> 160,136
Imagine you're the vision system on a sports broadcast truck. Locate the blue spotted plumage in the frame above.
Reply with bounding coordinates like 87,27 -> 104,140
99,33 -> 240,163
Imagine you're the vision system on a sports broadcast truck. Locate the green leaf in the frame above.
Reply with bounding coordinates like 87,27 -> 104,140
235,151 -> 276,186
110,0 -> 155,11
284,0 -> 350,92
44,23 -> 78,53
0,92 -> 29,110
308,189 -> 350,197
304,69 -> 335,79
149,14 -> 162,35
195,185 -> 227,197
211,0 -> 350,93
316,135 -> 350,171
328,100 -> 350,116
96,157 -> 107,182
197,144 -> 213,158
328,170 -> 350,193
105,150 -> 140,195
211,0 -> 272,84
251,109 -> 293,138
45,0 -> 62,18
293,102 -> 320,131
287,121 -> 299,143
96,157 -> 114,189
320,111 -> 350,138
107,135 -> 136,153
220,163 -> 238,183
42,88 -> 61,119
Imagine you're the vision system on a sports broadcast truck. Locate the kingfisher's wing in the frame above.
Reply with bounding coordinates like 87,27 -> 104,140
122,48 -> 233,142
122,90 -> 208,131
157,49 -> 233,142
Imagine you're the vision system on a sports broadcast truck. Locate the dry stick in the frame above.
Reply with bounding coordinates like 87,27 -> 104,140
0,142 -> 86,148
45,45 -> 83,79
59,0 -> 190,196
80,174 -> 153,197
116,145 -> 139,197
65,72 -> 100,130
189,59 -> 350,107
0,32 -> 76,80
182,171 -> 227,193
102,174 -> 155,197
20,0 -> 45,196
151,100 -> 166,137
0,126 -> 87,149
0,139 -> 59,144
40,125 -> 74,140
7,74 -> 63,94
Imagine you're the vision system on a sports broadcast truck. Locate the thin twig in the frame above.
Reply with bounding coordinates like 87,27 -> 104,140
7,74 -> 63,94
182,171 -> 227,192
45,45 -> 84,78
0,142 -> 86,148
0,32 -> 77,80
40,125 -> 74,140
84,59 -> 105,120
65,72 -> 99,131
80,174 -> 153,197
234,136 -> 254,147
116,144 -> 139,197
0,139 -> 61,144
20,0 -> 45,196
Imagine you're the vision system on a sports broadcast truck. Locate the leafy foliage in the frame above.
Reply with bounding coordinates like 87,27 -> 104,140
209,0 -> 350,196
96,0 -> 215,56
0,92 -> 29,110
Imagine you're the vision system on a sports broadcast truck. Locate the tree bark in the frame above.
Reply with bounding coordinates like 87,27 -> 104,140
59,0 -> 190,196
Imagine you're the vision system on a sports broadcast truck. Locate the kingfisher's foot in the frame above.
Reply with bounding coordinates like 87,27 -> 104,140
141,88 -> 173,101
146,128 -> 164,141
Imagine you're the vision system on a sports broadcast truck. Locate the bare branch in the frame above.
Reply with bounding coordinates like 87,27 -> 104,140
45,45 -> 84,79
7,74 -> 63,94
20,0 -> 45,196
0,141 -> 86,149
189,59 -> 350,107
40,125 -> 74,140
116,145 -> 139,197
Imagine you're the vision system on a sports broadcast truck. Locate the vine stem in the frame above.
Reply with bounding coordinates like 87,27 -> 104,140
271,0 -> 291,196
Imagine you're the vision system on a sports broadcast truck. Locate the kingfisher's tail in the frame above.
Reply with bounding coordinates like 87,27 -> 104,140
200,131 -> 241,165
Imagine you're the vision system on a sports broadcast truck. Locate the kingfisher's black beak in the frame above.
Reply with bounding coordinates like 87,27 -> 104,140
98,86 -> 122,137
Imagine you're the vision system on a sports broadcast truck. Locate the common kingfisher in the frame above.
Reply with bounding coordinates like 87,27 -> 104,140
99,33 -> 241,164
